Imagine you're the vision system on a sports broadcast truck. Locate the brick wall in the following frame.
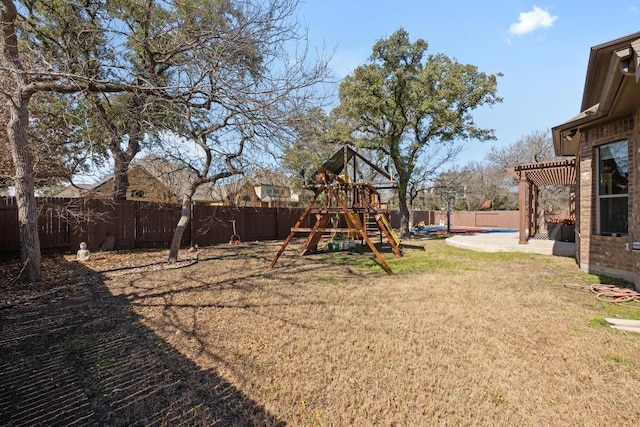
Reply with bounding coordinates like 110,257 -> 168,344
577,116 -> 636,283
633,110 -> 640,286
588,235 -> 634,277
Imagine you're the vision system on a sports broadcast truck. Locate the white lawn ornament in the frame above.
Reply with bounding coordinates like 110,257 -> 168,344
76,242 -> 91,261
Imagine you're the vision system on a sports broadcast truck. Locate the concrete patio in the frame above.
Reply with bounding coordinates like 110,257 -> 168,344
445,231 -> 576,257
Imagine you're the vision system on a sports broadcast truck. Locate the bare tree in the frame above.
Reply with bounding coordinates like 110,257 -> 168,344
407,143 -> 463,212
487,129 -> 569,212
441,162 -> 517,211
1,0 -> 328,280
487,129 -> 555,167
146,0 -> 331,262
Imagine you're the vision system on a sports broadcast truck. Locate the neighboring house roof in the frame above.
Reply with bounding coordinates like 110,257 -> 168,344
136,157 -> 295,202
552,32 -> 640,155
56,156 -> 296,203
54,183 -> 95,198
193,182 -> 222,201
244,169 -> 291,187
134,156 -> 199,199
201,169 -> 295,203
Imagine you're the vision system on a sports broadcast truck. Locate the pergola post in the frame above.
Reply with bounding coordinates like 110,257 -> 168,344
530,183 -> 539,237
518,175 -> 528,244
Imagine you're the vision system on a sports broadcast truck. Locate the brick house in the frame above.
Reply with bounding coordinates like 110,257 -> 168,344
202,169 -> 300,207
552,32 -> 640,289
59,157 -> 300,207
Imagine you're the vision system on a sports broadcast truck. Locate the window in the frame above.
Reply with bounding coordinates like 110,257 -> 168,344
597,140 -> 628,235
130,189 -> 147,198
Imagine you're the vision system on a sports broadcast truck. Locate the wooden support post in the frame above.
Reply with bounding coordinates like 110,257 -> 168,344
518,176 -> 528,244
528,179 -> 535,240
532,184 -> 539,236
301,213 -> 330,255
269,188 -> 321,269
326,183 -> 394,274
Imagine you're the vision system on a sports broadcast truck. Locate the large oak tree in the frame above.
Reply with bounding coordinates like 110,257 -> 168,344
334,28 -> 502,237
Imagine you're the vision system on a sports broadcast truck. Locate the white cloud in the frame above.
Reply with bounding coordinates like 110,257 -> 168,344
509,6 -> 558,37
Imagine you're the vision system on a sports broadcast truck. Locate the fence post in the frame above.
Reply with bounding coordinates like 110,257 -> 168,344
190,202 -> 194,248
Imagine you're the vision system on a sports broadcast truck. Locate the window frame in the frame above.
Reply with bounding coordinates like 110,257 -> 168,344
596,139 -> 629,235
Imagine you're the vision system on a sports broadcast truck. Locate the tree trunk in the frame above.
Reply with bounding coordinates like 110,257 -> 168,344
7,95 -> 41,282
168,195 -> 192,263
397,181 -> 411,238
110,109 -> 142,200
112,154 -> 130,200
2,0 -> 41,282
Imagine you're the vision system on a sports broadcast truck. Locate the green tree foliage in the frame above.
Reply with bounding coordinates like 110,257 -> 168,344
0,93 -> 99,187
17,0 -> 280,200
334,28 -> 502,236
281,108 -> 351,189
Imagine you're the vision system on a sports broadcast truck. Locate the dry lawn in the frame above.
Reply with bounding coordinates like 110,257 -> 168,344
3,238 -> 640,425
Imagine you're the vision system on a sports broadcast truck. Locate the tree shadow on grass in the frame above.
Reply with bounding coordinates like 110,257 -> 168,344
0,258 -> 284,426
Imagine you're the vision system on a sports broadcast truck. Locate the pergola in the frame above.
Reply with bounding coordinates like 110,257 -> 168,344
508,158 -> 577,244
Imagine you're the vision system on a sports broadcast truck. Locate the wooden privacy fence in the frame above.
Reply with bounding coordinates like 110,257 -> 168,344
0,197 -> 308,256
389,210 -> 519,230
0,197 -> 519,256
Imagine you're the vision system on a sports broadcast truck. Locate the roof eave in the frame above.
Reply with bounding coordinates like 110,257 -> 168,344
551,104 -> 600,156
552,42 -> 635,156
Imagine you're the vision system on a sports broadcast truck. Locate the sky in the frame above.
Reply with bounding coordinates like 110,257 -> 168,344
295,0 -> 640,166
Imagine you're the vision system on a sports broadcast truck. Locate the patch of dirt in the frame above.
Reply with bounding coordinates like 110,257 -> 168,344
0,248 -> 200,308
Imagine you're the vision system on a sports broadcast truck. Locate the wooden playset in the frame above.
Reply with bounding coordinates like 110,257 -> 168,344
269,146 -> 402,274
